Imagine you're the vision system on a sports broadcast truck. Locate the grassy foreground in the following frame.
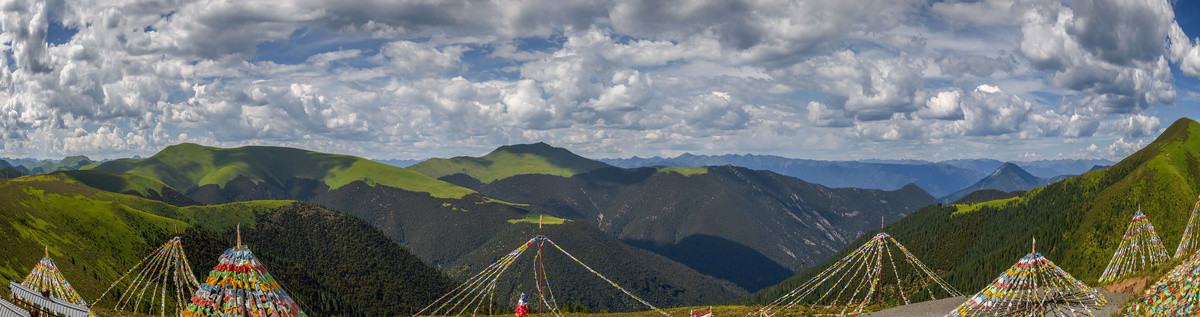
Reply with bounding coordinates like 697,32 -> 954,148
507,214 -> 569,225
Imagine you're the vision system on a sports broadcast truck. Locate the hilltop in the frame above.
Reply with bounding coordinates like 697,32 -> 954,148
601,155 -> 1111,197
410,142 -> 612,183
749,118 -> 1200,310
88,143 -> 474,199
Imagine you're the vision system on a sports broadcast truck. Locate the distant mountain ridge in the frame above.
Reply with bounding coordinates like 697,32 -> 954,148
0,157 -> 41,167
937,158 -> 1112,179
939,162 -> 1064,203
1,155 -> 98,175
88,143 -> 475,199
599,155 -> 1112,197
599,153 -> 981,197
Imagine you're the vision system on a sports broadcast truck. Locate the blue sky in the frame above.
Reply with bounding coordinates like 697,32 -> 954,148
1166,0 -> 1200,132
1,0 -> 1198,162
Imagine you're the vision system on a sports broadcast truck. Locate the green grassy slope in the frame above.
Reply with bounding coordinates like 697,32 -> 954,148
506,213 -> 569,225
654,166 -> 708,176
87,143 -> 474,199
410,142 -> 612,183
57,170 -> 177,196
0,174 -> 227,300
58,170 -> 201,206
950,189 -> 1024,205
747,117 -> 1200,309
0,174 -> 453,316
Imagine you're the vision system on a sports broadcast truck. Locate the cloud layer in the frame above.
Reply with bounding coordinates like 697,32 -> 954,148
0,0 -> 1196,160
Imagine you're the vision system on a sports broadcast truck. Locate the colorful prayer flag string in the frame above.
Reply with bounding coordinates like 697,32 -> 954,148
13,248 -> 95,317
1176,195 -> 1200,258
1099,210 -> 1168,284
1125,247 -> 1200,315
948,251 -> 1106,316
756,232 -> 960,316
545,238 -> 668,316
94,236 -> 200,317
416,236 -> 669,317
19,256 -> 88,307
181,246 -> 306,317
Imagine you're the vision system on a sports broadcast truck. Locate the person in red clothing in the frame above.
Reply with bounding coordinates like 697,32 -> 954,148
515,293 -> 529,317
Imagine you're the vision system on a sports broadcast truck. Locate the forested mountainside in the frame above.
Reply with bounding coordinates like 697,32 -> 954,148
417,147 -> 937,292
749,118 -> 1200,312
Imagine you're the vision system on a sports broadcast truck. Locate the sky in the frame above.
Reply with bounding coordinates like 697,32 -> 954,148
0,0 -> 1199,162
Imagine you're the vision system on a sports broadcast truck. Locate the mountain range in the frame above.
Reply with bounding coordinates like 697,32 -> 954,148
0,124 -> 1148,314
81,143 -> 747,310
748,117 -> 1200,311
940,158 -> 1114,178
0,139 -> 952,311
939,162 -> 1068,203
600,154 -> 1111,197
0,155 -> 97,175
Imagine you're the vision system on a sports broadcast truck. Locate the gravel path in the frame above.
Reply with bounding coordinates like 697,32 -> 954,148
864,292 -> 1131,317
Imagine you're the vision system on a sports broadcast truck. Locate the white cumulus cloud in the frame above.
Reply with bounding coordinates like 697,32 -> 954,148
0,0 -> 1193,161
